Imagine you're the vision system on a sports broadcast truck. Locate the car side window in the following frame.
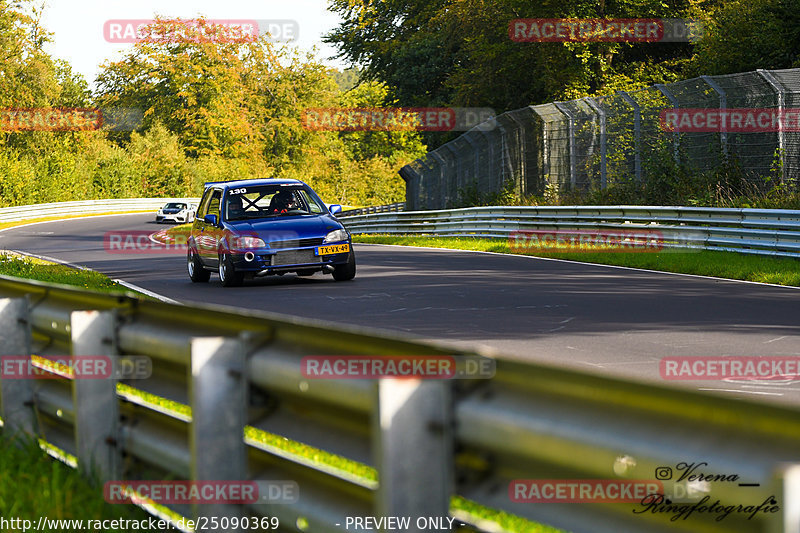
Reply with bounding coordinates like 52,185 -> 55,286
197,188 -> 214,217
208,190 -> 222,217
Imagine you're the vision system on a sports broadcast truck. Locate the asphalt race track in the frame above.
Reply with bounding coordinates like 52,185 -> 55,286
2,213 -> 800,405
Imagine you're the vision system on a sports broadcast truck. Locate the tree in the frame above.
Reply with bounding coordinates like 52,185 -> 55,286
688,0 -> 800,75
326,0 -> 713,111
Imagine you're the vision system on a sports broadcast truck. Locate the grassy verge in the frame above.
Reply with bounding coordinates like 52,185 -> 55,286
0,253 -> 131,294
353,235 -> 800,287
0,434 -> 154,530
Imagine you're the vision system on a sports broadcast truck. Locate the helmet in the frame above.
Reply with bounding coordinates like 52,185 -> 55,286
271,190 -> 296,212
227,195 -> 244,218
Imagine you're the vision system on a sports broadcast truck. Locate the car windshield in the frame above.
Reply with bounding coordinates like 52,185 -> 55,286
224,185 -> 326,221
164,203 -> 186,209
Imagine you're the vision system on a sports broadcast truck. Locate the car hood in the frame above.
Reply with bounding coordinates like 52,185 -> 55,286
227,215 -> 342,240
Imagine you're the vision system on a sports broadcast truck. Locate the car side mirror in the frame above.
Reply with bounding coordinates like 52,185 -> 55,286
203,214 -> 218,226
329,204 -> 342,216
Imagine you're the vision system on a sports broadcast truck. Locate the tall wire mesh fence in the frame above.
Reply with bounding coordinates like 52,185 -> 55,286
399,68 -> 800,210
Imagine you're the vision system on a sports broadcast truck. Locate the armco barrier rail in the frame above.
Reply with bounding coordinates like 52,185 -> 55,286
339,203 -> 406,217
339,205 -> 800,258
0,198 -> 201,223
1,276 -> 800,532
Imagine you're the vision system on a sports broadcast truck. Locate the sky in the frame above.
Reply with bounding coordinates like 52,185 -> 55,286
38,0 -> 349,89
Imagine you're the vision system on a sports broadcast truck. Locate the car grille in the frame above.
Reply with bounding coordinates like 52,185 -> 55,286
271,249 -> 321,266
269,238 -> 324,249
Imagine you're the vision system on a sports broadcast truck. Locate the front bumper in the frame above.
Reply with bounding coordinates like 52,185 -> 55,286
230,242 -> 352,275
157,213 -> 190,223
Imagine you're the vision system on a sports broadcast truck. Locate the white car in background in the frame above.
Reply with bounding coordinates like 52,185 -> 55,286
155,202 -> 196,224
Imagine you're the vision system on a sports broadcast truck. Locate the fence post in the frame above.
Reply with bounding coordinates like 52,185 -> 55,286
554,103 -> 577,189
189,336 -> 247,529
758,69 -> 786,182
71,310 -> 122,481
430,152 -> 450,208
399,165 -> 421,211
655,84 -> 681,166
583,97 -> 607,189
701,75 -> 728,159
442,144 -> 461,204
618,91 -> 642,182
505,112 -> 527,196
0,297 -> 35,439
374,378 -> 453,531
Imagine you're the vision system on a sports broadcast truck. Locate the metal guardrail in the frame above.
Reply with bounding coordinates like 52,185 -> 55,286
339,203 -> 405,217
1,276 -> 800,532
0,198 -> 202,223
339,205 -> 800,258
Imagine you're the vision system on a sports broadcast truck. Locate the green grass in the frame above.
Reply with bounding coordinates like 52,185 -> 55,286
353,235 -> 800,287
0,434 -> 154,530
0,253 -> 130,293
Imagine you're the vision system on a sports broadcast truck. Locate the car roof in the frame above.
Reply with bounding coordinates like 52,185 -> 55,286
204,179 -> 305,190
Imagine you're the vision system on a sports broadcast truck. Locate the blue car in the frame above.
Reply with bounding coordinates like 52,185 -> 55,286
187,179 -> 355,287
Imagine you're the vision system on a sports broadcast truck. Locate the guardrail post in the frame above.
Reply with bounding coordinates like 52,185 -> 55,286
771,463 -> 800,533
618,91 -> 642,182
190,336 -> 247,529
71,310 -> 122,481
374,378 -> 453,531
0,297 -> 35,439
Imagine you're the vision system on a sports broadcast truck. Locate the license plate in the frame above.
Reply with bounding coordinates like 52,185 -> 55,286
316,243 -> 350,255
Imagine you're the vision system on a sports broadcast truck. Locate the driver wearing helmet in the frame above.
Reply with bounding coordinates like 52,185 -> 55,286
226,194 -> 245,220
270,190 -> 297,214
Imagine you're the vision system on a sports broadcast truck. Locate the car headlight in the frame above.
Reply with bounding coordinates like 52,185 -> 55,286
232,236 -> 266,250
323,229 -> 349,243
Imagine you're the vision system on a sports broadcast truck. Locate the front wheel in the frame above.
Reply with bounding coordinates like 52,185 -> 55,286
332,252 -> 356,281
188,250 -> 210,283
219,253 -> 244,287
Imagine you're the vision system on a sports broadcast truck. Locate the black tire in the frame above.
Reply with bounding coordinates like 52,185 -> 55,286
188,249 -> 210,283
332,252 -> 356,281
219,253 -> 244,287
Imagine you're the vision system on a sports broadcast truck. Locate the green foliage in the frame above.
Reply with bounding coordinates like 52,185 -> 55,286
0,9 -> 422,208
688,0 -> 800,75
325,0 -> 707,111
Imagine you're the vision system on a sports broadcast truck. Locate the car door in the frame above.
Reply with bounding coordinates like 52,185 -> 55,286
197,188 -> 222,266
